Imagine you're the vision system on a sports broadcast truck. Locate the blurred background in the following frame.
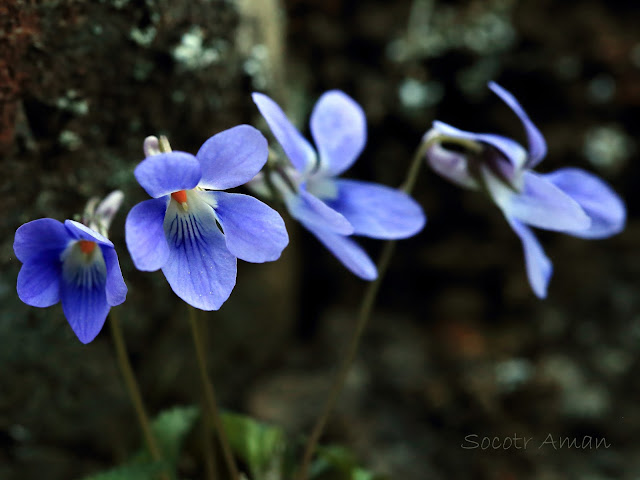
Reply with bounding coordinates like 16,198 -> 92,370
1,0 -> 639,478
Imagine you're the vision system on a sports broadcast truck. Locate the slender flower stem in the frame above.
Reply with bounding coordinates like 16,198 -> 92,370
296,141 -> 428,480
187,306 -> 240,480
108,311 -> 165,468
201,404 -> 218,480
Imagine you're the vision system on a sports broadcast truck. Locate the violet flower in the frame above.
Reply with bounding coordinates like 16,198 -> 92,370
252,91 -> 426,280
14,196 -> 128,344
125,126 -> 289,310
424,82 -> 626,298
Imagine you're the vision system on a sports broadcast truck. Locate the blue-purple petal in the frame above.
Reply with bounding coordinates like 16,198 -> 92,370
252,92 -> 317,173
61,262 -> 110,344
321,179 -> 426,239
286,189 -> 354,236
64,220 -> 113,247
125,197 -> 171,271
541,168 -> 626,239
302,223 -> 377,280
17,259 -> 62,308
488,82 -> 547,168
203,191 -> 289,263
310,90 -> 367,176
196,125 -> 269,190
134,151 -> 201,198
484,169 -> 591,232
14,218 -> 71,263
102,246 -> 127,306
161,197 -> 237,310
432,120 -> 528,171
507,218 -> 553,299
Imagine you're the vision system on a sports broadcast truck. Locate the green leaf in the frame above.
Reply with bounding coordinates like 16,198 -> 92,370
310,445 -> 387,480
80,405 -> 201,480
151,405 -> 200,462
221,411 -> 286,480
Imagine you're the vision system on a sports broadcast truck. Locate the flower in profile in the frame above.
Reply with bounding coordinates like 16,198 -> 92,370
14,194 -> 128,344
424,82 -> 626,298
125,126 -> 289,310
251,91 -> 426,280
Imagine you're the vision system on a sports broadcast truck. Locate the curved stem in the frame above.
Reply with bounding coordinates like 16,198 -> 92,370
188,306 -> 240,480
296,141 -> 428,480
109,311 -> 165,467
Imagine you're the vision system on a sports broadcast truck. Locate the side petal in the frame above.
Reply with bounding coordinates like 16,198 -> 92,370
320,179 -> 426,239
302,222 -> 377,280
483,169 -> 591,232
101,246 -> 127,306
433,120 -> 528,171
507,218 -> 553,299
310,90 -> 367,176
202,191 -> 289,263
64,220 -> 113,247
489,82 -> 547,168
17,259 -> 61,307
125,198 -> 171,271
61,257 -> 110,344
161,196 -> 237,311
14,218 -> 71,263
196,125 -> 269,190
541,168 -> 626,239
134,151 -> 201,198
252,92 -> 317,173
285,189 -> 354,236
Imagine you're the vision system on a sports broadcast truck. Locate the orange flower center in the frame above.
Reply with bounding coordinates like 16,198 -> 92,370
171,190 -> 188,204
79,240 -> 96,254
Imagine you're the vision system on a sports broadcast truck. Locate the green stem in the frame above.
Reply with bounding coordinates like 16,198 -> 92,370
201,403 -> 218,480
295,141 -> 428,480
187,306 -> 240,480
109,311 -> 166,475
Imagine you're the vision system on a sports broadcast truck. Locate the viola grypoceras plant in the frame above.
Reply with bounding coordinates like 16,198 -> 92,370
125,127 -> 289,310
251,90 -> 426,280
14,191 -> 128,343
424,82 -> 626,298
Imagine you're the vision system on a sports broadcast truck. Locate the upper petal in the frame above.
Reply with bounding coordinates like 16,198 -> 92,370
301,222 -> 377,280
14,218 -> 71,263
432,120 -> 528,171
318,179 -> 426,239
507,217 -> 553,299
285,189 -> 354,236
125,197 -> 171,271
161,194 -> 237,310
101,246 -> 127,306
484,168 -> 591,232
489,82 -> 547,168
196,125 -> 269,190
252,92 -> 317,173
17,259 -> 61,308
134,151 -> 201,198
203,191 -> 289,263
310,90 -> 367,176
64,220 -> 113,247
541,168 -> 626,239
61,248 -> 110,344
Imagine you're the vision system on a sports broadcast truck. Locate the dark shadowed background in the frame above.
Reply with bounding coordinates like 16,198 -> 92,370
1,0 -> 639,478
